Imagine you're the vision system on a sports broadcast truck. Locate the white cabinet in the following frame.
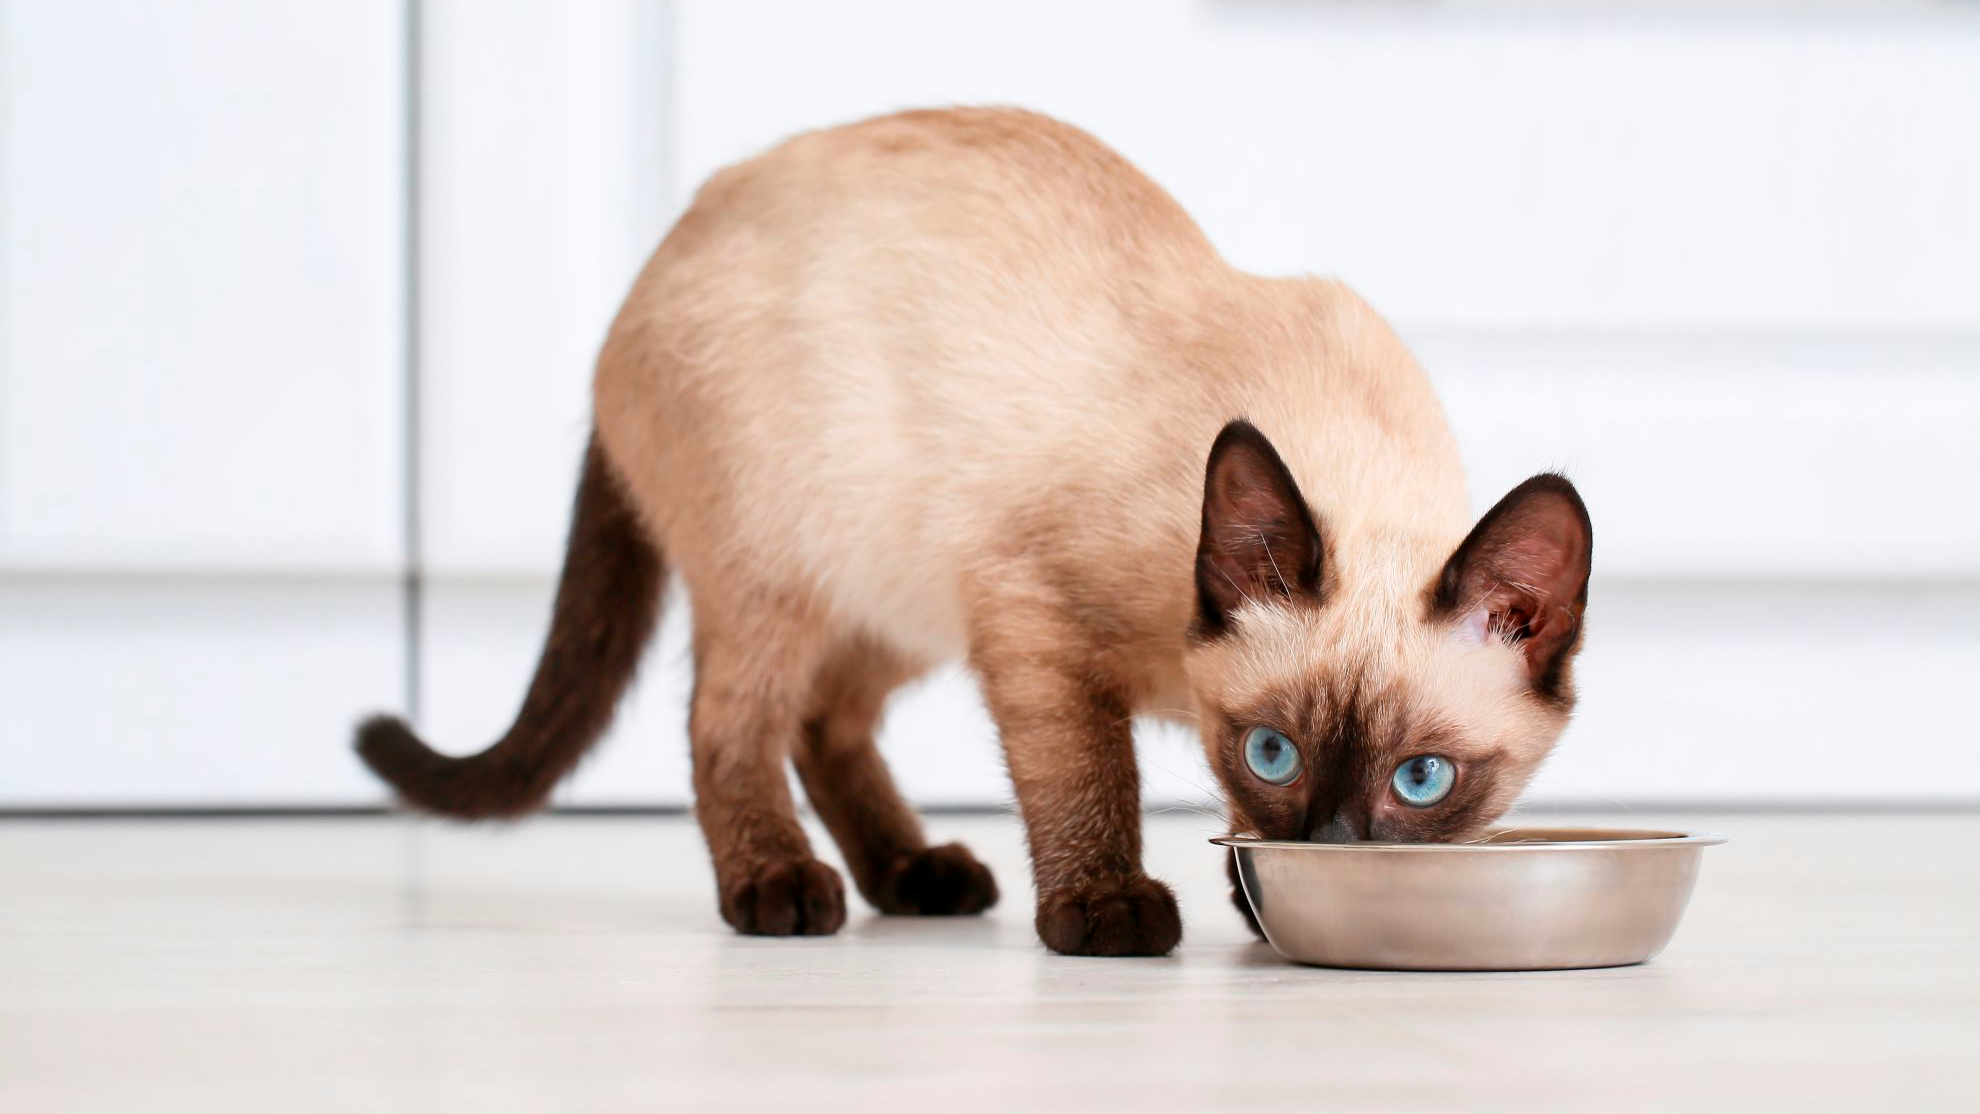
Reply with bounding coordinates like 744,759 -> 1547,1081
0,0 -> 407,572
4,1 -> 1974,808
0,0 -> 407,805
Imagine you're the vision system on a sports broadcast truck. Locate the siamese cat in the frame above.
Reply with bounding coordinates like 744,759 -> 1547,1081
357,107 -> 1592,956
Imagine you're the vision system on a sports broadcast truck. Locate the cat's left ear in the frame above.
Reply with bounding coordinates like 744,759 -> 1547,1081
1194,420 -> 1325,635
1433,474 -> 1592,697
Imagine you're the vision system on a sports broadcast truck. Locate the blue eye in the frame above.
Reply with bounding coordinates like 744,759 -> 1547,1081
1392,756 -> 1455,806
1243,727 -> 1302,785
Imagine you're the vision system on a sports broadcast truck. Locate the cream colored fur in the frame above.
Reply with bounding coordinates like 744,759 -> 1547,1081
586,107 -> 1581,950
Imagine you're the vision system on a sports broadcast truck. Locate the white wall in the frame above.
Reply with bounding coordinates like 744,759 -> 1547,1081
3,0 -> 1976,808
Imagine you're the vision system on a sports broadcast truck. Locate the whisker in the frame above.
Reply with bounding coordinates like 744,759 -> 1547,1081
1144,756 -> 1229,819
1149,801 -> 1227,826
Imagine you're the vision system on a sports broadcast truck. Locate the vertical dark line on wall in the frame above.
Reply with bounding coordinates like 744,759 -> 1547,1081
400,0 -> 424,723
0,6 -> 11,506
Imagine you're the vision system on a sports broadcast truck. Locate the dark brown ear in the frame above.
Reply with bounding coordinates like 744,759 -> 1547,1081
1195,420 -> 1324,635
1433,474 -> 1592,697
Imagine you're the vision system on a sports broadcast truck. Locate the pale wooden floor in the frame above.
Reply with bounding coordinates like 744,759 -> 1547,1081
2,811 -> 1975,1112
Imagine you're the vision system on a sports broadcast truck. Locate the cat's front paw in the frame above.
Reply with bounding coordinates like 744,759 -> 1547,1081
718,858 -> 847,936
1036,874 -> 1181,956
874,842 -> 999,916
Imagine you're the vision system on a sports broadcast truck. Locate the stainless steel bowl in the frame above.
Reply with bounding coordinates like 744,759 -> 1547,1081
1215,827 -> 1726,971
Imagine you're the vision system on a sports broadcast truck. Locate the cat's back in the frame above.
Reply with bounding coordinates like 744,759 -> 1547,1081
594,109 -> 1238,654
613,108 -> 1224,359
699,107 -> 1216,270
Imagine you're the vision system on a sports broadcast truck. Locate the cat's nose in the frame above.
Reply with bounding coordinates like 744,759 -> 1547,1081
1308,812 -> 1364,843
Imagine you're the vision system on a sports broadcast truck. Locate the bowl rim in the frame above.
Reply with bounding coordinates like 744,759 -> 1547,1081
1211,827 -> 1728,852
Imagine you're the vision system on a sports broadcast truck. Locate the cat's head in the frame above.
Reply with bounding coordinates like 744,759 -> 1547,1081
1183,420 -> 1592,844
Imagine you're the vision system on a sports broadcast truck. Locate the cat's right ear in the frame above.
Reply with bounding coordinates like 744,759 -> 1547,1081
1194,420 -> 1325,636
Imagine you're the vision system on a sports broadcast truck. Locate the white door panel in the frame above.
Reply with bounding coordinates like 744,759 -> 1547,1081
417,0 -> 670,574
0,581 -> 405,807
673,0 -> 1980,332
1528,583 -> 1980,805
0,0 -> 406,572
1424,335 -> 1980,579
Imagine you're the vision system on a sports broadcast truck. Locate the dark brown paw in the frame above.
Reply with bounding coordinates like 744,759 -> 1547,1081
719,859 -> 846,936
1036,874 -> 1181,957
875,843 -> 999,916
1226,851 -> 1265,939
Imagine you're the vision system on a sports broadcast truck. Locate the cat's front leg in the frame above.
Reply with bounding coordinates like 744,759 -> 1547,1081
971,605 -> 1181,957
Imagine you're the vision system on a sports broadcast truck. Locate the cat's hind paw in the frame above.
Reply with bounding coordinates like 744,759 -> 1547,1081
875,843 -> 999,916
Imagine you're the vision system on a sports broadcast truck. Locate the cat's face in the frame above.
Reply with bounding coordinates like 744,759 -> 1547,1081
1183,421 -> 1592,844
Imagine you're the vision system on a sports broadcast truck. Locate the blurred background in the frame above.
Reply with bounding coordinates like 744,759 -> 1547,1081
3,0 -> 1976,813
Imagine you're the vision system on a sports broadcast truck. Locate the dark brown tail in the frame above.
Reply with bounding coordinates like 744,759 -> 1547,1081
355,436 -> 665,819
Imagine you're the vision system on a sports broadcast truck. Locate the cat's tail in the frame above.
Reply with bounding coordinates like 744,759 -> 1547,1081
353,435 -> 665,819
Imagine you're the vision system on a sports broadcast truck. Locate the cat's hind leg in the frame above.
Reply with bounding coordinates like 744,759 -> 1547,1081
688,591 -> 847,936
793,637 -> 998,916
